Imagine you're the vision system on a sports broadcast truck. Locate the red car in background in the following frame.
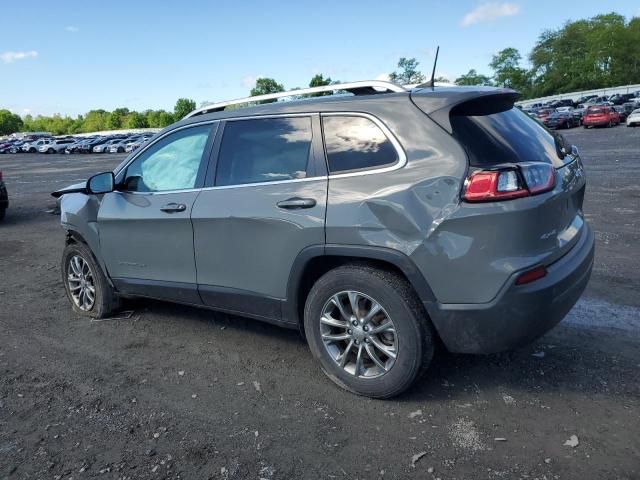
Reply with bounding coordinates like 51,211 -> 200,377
582,106 -> 621,128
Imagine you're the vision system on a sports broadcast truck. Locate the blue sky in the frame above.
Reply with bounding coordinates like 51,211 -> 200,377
1,0 -> 638,117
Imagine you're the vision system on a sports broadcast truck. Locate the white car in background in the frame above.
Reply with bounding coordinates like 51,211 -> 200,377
38,139 -> 76,153
22,138 -> 52,153
626,109 -> 640,127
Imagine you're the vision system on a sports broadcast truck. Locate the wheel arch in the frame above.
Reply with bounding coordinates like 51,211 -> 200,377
285,245 -> 437,332
64,229 -> 116,289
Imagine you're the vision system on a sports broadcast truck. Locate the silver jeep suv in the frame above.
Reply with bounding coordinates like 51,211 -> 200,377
53,81 -> 594,398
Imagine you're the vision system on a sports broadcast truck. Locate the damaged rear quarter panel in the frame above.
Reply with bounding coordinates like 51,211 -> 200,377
325,99 -> 468,302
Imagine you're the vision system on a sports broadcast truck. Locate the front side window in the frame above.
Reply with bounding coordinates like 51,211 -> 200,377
124,125 -> 211,192
215,117 -> 312,186
322,115 -> 399,173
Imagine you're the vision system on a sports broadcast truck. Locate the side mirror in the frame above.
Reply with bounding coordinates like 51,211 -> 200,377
86,172 -> 114,194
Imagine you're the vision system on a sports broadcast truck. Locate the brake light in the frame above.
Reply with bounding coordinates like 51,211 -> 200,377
463,163 -> 555,202
464,170 -> 528,202
515,266 -> 547,285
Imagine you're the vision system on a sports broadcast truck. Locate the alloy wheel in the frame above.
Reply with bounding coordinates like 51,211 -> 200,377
67,255 -> 96,311
320,291 -> 397,378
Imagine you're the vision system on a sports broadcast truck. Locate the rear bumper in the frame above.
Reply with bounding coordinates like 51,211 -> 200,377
584,119 -> 610,126
427,223 -> 594,354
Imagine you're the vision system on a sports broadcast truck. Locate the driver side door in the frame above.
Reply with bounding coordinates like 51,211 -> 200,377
97,122 -> 217,304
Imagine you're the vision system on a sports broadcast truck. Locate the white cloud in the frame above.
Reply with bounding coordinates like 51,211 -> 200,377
461,2 -> 520,27
65,26 -> 79,33
0,50 -> 38,63
242,75 -> 263,88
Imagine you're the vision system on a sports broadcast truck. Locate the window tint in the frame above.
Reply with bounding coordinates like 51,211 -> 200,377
323,116 -> 398,173
216,117 -> 312,186
124,125 -> 211,192
450,107 -> 561,167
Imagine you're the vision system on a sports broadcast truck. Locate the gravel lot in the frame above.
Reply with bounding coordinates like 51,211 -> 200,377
1,126 -> 639,479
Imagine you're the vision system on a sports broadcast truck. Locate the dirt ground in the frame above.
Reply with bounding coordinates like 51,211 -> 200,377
0,126 -> 638,479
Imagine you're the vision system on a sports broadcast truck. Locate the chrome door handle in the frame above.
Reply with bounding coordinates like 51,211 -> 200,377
160,203 -> 187,213
276,197 -> 317,209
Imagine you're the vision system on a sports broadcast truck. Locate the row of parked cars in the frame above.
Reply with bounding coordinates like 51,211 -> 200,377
520,92 -> 640,130
523,102 -> 640,130
0,132 -> 155,155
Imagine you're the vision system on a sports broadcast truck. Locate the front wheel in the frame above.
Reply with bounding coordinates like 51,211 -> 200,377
62,242 -> 120,318
304,265 -> 434,398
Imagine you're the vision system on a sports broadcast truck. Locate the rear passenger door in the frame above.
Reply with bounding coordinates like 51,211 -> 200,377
192,114 -> 327,321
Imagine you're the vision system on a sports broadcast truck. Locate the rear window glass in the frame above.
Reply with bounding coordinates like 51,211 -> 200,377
587,108 -> 605,114
322,116 -> 398,173
450,107 -> 561,166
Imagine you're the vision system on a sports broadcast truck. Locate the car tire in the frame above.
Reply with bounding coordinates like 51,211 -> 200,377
62,241 -> 121,319
608,120 -> 613,128
48,148 -> 54,153
304,264 -> 435,398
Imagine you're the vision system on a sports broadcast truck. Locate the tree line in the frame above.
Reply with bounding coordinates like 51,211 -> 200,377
455,12 -> 640,98
1,12 -> 638,136
0,98 -> 196,136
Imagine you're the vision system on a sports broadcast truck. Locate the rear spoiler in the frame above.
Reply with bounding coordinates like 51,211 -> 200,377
411,87 -> 520,134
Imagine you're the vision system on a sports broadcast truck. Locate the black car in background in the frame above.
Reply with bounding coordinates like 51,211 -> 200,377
614,106 -> 630,122
0,170 -> 8,220
545,111 -> 580,129
609,93 -> 636,105
550,99 -> 575,109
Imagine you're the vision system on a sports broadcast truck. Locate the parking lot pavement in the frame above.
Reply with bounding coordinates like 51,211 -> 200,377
0,129 -> 638,479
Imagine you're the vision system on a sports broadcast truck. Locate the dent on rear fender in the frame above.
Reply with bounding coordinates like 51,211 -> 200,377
358,176 -> 463,255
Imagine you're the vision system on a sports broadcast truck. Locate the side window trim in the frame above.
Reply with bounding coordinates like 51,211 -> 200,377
114,121 -> 218,193
320,112 -> 407,178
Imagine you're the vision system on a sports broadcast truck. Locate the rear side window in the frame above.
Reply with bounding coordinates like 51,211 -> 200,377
450,107 -> 561,166
322,116 -> 398,173
216,117 -> 312,186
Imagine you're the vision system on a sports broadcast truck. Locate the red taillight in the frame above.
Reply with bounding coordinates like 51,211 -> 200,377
464,170 -> 528,202
515,266 -> 547,285
463,163 -> 555,203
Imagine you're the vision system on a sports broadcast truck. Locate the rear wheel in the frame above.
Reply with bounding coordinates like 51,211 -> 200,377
304,265 -> 434,398
62,242 -> 120,318
47,148 -> 54,153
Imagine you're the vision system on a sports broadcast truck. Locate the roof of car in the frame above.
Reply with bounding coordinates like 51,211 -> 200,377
171,85 -> 514,131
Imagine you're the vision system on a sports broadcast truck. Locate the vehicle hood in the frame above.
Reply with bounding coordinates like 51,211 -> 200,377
51,181 -> 86,198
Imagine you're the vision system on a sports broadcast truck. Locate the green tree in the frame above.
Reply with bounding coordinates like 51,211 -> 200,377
146,109 -> 174,128
250,77 -> 285,103
389,58 -> 425,85
307,74 -> 333,96
455,69 -> 493,86
0,109 -> 24,135
82,110 -> 110,133
108,108 -> 130,130
125,112 -> 149,129
528,13 -> 636,97
174,98 -> 196,119
489,48 -> 531,93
